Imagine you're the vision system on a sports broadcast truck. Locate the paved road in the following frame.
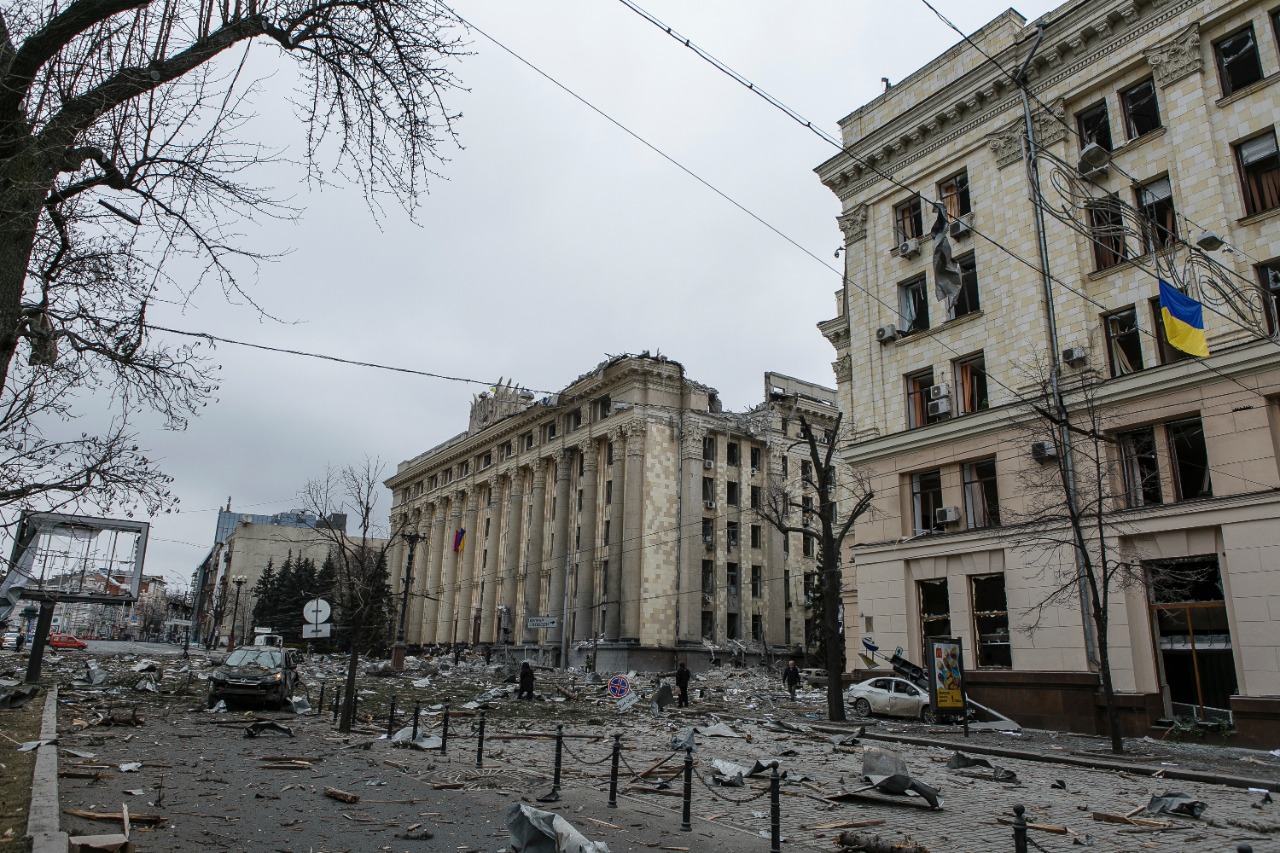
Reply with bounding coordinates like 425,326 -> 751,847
68,640 -> 193,658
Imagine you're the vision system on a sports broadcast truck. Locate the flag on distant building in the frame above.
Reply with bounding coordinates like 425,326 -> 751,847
453,528 -> 466,553
930,203 -> 961,306
1159,279 -> 1209,357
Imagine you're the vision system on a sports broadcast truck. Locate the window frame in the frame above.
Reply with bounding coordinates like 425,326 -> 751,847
1077,99 -> 1113,151
898,274 -> 930,333
910,469 -> 944,535
1236,130 -> 1280,216
1167,417 -> 1213,501
1258,259 -> 1280,334
962,457 -> 1000,528
1120,76 -> 1162,139
894,196 -> 924,243
1119,425 -> 1163,507
938,170 -> 972,218
1087,194 -> 1129,271
953,352 -> 989,414
1104,306 -> 1144,376
1135,176 -> 1177,254
1214,25 -> 1264,97
971,573 -> 1013,668
906,368 -> 935,429
948,252 -> 980,320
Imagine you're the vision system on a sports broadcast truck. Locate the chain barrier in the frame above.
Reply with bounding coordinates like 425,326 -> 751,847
560,737 -> 615,766
618,748 -> 676,779
1029,836 -> 1052,853
699,778 -> 772,804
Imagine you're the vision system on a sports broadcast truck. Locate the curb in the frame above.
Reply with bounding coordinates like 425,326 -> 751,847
27,684 -> 67,853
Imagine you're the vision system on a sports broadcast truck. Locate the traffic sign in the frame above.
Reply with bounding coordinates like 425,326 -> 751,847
525,616 -> 559,629
616,692 -> 639,712
607,674 -> 631,698
302,623 -> 332,639
303,598 -> 331,625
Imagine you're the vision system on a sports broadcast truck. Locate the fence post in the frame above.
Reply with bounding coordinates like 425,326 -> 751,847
1237,845 -> 1253,853
441,700 -> 450,754
387,694 -> 397,738
770,764 -> 781,853
475,711 -> 486,768
1012,804 -> 1027,853
318,683 -> 326,715
607,734 -> 621,808
331,685 -> 339,724
412,699 -> 421,740
680,747 -> 693,832
538,724 -> 564,802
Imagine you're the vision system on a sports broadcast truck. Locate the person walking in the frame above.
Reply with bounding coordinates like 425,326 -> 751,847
675,660 -> 691,707
783,659 -> 801,701
518,661 -> 536,700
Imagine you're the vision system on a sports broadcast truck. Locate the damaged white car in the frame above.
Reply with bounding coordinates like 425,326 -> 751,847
845,676 -> 935,723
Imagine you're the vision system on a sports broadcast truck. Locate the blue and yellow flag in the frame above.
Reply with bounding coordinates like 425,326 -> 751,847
453,528 -> 466,553
1159,280 -> 1209,357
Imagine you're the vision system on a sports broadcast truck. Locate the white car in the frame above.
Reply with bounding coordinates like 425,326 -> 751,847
846,676 -> 935,723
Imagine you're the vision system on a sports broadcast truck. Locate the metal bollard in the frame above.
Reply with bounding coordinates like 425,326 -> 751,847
607,734 -> 621,808
387,694 -> 397,738
331,686 -> 339,724
411,700 -> 421,740
318,683 -> 326,714
554,725 -> 564,790
680,746 -> 693,832
770,764 -> 781,853
1237,846 -> 1253,853
1012,804 -> 1027,853
441,700 -> 450,754
475,711 -> 486,768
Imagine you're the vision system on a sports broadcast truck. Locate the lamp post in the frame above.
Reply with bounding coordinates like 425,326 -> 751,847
392,533 -> 420,671
228,575 -> 247,652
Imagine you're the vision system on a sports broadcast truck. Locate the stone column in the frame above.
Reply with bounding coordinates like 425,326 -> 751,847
572,441 -> 600,641
620,421 -> 646,643
455,489 -> 480,644
422,502 -> 446,644
500,470 -> 525,643
404,508 -> 427,645
766,454 -> 787,650
478,476 -> 502,643
546,449 -> 573,649
436,493 -> 463,645
522,460 -> 548,643
678,425 -> 706,644
605,432 -> 625,641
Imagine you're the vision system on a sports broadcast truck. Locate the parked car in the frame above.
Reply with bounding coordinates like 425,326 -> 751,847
846,676 -> 935,723
207,646 -> 299,710
1,631 -> 21,650
47,633 -> 87,649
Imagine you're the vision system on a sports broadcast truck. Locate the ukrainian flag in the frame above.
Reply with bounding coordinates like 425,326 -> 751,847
453,528 -> 466,553
1159,280 -> 1209,358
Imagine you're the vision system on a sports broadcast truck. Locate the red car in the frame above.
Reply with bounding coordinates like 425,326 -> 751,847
47,633 -> 87,649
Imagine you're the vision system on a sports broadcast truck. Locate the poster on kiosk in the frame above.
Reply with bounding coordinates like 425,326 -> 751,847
928,637 -> 968,727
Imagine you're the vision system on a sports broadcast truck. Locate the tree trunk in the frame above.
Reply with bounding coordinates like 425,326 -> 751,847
0,147 -> 51,389
824,551 -> 846,722
1094,611 -> 1124,754
339,611 -> 363,733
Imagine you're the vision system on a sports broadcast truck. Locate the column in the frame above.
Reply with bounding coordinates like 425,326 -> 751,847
421,502 -> 446,644
572,441 -> 600,641
404,508 -> 427,644
677,426 -> 706,644
620,421 -> 646,643
546,449 -> 573,648
436,493 -> 463,644
478,476 -> 501,642
605,432 -> 624,641
766,453 -> 787,650
522,460 -> 548,643
455,489 -> 479,644
500,470 -> 525,643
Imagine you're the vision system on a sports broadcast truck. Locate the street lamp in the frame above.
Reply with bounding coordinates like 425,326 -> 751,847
228,575 -> 247,652
392,533 -> 421,671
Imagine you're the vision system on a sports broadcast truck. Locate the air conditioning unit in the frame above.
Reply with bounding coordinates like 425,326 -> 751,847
875,324 -> 899,344
1031,440 -> 1057,462
703,459 -> 714,469
703,536 -> 714,548
949,215 -> 972,239
705,500 -> 717,510
898,237 -> 921,259
929,383 -> 951,401
935,506 -> 962,525
927,398 -> 952,418
1061,346 -> 1087,367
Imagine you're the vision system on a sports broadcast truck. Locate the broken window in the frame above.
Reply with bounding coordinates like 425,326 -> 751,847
595,395 -> 611,420
727,562 -> 740,598
569,408 -> 583,431
1104,307 -> 1143,376
751,564 -> 762,597
894,196 -> 923,243
971,574 -> 1012,668
480,452 -> 492,469
523,431 -> 535,451
701,610 -> 715,640
701,559 -> 715,600
701,518 -> 714,546
938,170 -> 971,218
1147,557 -> 1237,718
1136,176 -> 1177,254
751,524 -> 762,549
1236,131 -> 1280,217
783,569 -> 792,606
727,442 -> 740,466
726,612 -> 739,640
918,578 -> 951,650
910,469 -> 944,535
727,481 -> 740,506
802,533 -> 814,558
605,480 -> 613,505
800,460 -> 812,485
726,521 -> 739,549
899,274 -> 929,333
1120,77 -> 1161,139
1077,100 -> 1112,151
954,352 -> 988,413
702,476 -> 715,503
1168,417 -> 1212,500
1119,425 -> 1163,507
962,458 -> 1000,528
781,456 -> 788,478
607,441 -> 614,465
603,519 -> 610,544
1088,194 -> 1129,271
802,572 -> 815,606
1258,259 -> 1280,334
750,446 -> 762,471
1150,297 -> 1193,365
948,253 -> 980,320
750,485 -> 761,509
751,614 -> 763,641
543,421 -> 557,441
906,368 -> 935,429
703,435 -> 716,462
1215,26 -> 1263,97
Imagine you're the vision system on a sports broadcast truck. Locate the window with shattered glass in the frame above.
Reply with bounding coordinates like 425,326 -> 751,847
1120,77 -> 1161,139
1214,26 -> 1263,96
1077,100 -> 1112,151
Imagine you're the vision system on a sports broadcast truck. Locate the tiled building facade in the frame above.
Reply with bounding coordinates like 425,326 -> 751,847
385,355 -> 845,671
818,0 -> 1280,744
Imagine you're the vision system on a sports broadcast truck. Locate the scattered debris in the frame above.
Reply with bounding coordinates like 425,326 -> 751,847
323,787 -> 360,804
1145,791 -> 1207,819
836,831 -> 929,852
0,684 -> 41,709
244,720 -> 294,738
506,802 -> 611,853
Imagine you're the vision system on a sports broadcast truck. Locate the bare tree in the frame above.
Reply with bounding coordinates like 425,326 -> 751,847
298,457 -> 404,733
0,0 -> 467,517
757,411 -> 873,722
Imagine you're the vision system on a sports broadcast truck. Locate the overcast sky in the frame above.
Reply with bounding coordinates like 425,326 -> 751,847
100,0 -> 1060,586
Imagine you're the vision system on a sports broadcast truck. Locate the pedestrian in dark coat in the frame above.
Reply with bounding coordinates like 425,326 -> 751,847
518,661 -> 536,700
783,659 -> 802,700
675,660 -> 691,707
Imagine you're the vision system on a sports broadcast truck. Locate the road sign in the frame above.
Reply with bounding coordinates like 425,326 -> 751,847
303,598 -> 331,625
616,692 -> 639,712
301,623 -> 332,639
607,674 -> 631,698
525,616 -> 559,629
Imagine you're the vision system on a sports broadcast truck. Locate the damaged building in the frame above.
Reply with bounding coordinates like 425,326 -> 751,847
817,0 -> 1280,744
385,354 -> 848,671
